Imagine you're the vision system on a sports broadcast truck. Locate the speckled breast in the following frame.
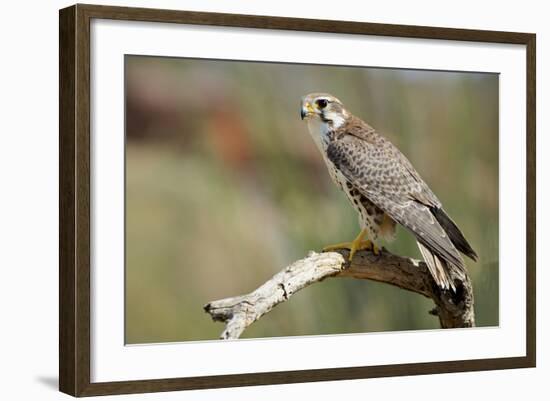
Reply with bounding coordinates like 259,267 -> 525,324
324,156 -> 396,243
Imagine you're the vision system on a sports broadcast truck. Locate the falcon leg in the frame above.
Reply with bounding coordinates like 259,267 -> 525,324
322,229 -> 380,261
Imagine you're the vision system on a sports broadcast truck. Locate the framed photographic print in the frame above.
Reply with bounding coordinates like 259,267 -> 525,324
59,3 -> 536,397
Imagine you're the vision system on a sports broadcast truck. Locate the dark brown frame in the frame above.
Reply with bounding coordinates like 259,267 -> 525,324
59,3 -> 536,397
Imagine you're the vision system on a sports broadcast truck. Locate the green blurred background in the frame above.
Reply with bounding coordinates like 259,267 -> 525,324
125,55 -> 499,344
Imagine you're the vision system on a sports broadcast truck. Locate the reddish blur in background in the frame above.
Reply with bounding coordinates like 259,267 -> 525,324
125,55 -> 499,344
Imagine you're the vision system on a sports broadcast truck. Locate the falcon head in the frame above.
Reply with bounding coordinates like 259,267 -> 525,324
300,93 -> 349,128
301,93 -> 350,151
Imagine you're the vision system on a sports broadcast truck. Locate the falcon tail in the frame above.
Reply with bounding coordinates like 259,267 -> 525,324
417,241 -> 466,292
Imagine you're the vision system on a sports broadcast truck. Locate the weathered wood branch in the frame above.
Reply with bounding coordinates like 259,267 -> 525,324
204,249 -> 475,339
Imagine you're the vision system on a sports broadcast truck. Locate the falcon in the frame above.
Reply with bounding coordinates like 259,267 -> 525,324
300,93 -> 478,291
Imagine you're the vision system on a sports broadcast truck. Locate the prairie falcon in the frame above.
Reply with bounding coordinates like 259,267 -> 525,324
300,93 -> 478,291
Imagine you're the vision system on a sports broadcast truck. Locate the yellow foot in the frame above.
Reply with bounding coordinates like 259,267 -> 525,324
322,231 -> 380,261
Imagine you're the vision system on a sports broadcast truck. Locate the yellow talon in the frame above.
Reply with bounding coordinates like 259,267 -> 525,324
322,229 -> 379,261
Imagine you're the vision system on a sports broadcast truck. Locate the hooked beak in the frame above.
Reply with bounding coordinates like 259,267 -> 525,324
300,101 -> 315,120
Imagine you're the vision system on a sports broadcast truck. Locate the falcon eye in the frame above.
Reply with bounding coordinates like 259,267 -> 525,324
316,99 -> 328,109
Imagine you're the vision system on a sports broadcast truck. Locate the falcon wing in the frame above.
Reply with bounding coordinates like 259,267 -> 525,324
327,133 -> 466,273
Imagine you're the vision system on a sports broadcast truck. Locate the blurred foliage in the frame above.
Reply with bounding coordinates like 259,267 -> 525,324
125,56 -> 499,344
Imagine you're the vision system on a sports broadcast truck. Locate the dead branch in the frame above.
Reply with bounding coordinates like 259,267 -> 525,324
204,249 -> 474,339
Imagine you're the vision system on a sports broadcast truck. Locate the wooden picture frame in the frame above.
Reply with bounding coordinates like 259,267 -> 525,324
59,3 -> 536,397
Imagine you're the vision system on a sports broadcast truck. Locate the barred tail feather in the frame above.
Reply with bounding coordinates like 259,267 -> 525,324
417,241 -> 466,292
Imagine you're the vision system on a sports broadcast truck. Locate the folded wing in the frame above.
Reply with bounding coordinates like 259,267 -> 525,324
327,133 -> 475,289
